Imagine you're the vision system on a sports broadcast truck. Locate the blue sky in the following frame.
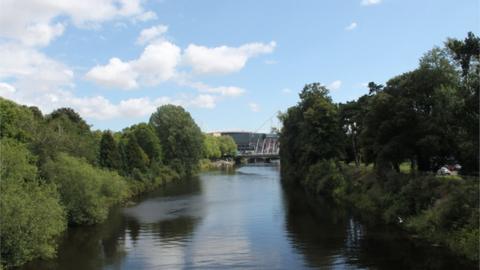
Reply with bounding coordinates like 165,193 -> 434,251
0,0 -> 478,132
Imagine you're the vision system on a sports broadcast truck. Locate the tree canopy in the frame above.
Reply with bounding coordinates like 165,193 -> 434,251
149,105 -> 204,176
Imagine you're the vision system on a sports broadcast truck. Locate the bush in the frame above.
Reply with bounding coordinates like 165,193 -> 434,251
304,160 -> 347,201
43,153 -> 128,225
0,139 -> 66,267
447,228 -> 479,261
0,180 -> 66,267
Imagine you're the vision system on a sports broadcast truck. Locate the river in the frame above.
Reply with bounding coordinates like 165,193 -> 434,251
21,164 -> 474,269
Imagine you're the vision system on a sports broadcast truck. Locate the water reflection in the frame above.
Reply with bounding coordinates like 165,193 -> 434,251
20,165 -> 475,270
282,184 -> 476,270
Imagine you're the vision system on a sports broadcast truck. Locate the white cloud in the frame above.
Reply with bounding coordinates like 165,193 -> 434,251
1,81 -> 216,120
22,22 -> 65,47
181,81 -> 245,97
0,43 -> 212,120
361,0 -> 382,6
58,95 -> 173,120
0,43 -> 74,92
86,41 -> 181,89
202,86 -> 244,97
183,41 -> 276,74
85,58 -> 138,89
0,0 -> 151,47
189,94 -> 217,109
0,1 -> 227,122
328,80 -> 342,90
0,82 -> 16,94
136,24 -> 168,45
135,11 -> 158,22
248,102 -> 260,112
132,41 -> 181,85
0,1 -> 275,122
345,22 -> 358,31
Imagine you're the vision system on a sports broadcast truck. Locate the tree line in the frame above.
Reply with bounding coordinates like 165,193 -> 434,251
279,33 -> 479,261
0,102 -> 235,268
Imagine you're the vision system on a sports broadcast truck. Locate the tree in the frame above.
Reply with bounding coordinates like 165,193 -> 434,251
367,82 -> 384,95
446,32 -> 480,77
360,48 -> 463,173
33,108 -> 98,166
0,98 -> 38,143
43,153 -> 128,225
129,123 -> 162,164
0,139 -> 66,267
48,108 -> 89,131
217,135 -> 237,157
124,134 -> 149,173
203,134 -> 221,159
445,32 -> 480,173
279,83 -> 344,183
149,105 -> 203,176
99,131 -> 121,170
339,100 -> 363,166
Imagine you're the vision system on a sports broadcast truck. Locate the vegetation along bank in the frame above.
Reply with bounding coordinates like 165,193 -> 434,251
279,33 -> 479,261
0,100 -> 236,268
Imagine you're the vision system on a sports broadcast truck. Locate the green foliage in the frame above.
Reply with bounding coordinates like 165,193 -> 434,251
0,99 -> 205,267
203,134 -> 221,159
304,160 -> 347,201
149,105 -> 203,176
43,153 -> 128,225
0,139 -> 66,267
48,108 -> 89,131
279,83 -> 344,183
203,134 -> 237,159
447,228 -> 479,261
355,35 -> 479,174
0,98 -> 38,142
280,33 -> 480,261
99,131 -> 121,170
124,134 -> 149,173
32,108 -> 98,166
217,135 -> 237,157
128,123 -> 163,163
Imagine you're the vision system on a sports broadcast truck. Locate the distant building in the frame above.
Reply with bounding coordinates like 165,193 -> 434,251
211,131 -> 279,154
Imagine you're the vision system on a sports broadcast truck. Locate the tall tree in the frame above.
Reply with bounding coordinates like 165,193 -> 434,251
361,48 -> 461,172
279,83 -> 344,183
149,105 -> 203,176
99,131 -> 121,170
445,32 -> 480,173
130,123 -> 162,164
124,134 -> 149,173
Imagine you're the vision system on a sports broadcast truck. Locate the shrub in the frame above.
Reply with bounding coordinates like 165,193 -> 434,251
0,139 -> 66,267
304,160 -> 347,201
43,153 -> 128,225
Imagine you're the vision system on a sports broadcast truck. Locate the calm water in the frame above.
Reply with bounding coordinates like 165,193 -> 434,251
21,164 -> 474,269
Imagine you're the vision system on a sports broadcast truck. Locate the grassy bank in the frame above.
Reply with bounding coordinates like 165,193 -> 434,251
294,160 -> 479,261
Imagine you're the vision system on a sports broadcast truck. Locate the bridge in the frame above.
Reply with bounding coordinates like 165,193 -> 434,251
210,131 -> 280,162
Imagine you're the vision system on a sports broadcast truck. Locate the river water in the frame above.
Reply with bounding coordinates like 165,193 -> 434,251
22,164 -> 474,269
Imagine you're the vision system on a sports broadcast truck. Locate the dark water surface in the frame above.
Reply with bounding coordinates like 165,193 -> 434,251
21,165 -> 474,269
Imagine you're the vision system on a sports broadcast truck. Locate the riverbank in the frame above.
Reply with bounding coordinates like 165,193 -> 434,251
288,161 -> 479,262
18,164 -> 473,270
199,158 -> 235,171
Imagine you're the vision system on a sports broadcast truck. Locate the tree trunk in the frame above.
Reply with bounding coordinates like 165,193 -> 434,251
352,134 -> 360,167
